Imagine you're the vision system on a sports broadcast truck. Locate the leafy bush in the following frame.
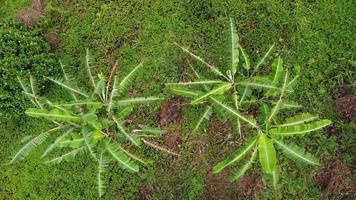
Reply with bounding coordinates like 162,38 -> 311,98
0,20 -> 59,118
10,50 -> 163,197
167,18 -> 331,186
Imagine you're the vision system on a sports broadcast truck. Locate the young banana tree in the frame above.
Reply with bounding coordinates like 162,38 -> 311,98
167,18 -> 331,186
11,49 -> 163,197
212,70 -> 331,187
166,18 -> 281,139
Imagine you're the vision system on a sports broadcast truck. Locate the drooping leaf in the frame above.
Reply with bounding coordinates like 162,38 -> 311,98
93,73 -> 106,101
229,147 -> 258,181
85,48 -> 97,89
272,139 -> 320,165
174,42 -> 228,80
240,47 -> 250,70
26,108 -> 81,122
253,44 -> 275,74
275,113 -> 318,127
46,77 -> 88,97
170,87 -> 201,98
82,129 -> 97,160
97,151 -> 109,197
41,128 -> 73,158
10,126 -> 62,163
270,119 -> 332,136
60,60 -> 78,102
107,76 -> 119,113
191,106 -> 212,135
18,76 -> 37,106
115,143 -> 152,165
106,142 -> 139,172
213,137 -> 257,173
113,117 -> 141,146
258,133 -> 277,174
116,97 -> 163,106
191,83 -> 231,104
118,62 -> 143,95
45,146 -> 86,164
210,97 -> 257,128
232,93 -> 241,137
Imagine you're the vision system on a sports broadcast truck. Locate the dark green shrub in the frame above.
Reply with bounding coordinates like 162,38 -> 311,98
0,20 -> 59,118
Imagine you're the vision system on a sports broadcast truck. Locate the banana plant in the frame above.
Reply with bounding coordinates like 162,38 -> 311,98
168,18 -> 331,186
11,49 -> 163,197
212,70 -> 331,187
167,18 -> 285,139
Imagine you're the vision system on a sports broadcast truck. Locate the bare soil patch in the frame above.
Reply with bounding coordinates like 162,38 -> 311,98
17,0 -> 44,27
315,160 -> 356,200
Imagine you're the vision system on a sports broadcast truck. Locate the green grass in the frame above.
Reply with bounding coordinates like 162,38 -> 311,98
0,0 -> 354,199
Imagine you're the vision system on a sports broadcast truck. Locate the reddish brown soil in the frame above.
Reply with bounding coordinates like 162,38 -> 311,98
46,31 -> 61,51
334,95 -> 356,123
203,170 -> 263,200
315,160 -> 356,200
17,0 -> 44,27
158,97 -> 185,152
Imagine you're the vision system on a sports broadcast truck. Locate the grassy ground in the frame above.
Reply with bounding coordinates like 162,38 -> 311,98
0,0 -> 354,199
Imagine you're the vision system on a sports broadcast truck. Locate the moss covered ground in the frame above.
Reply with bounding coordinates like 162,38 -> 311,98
0,0 -> 354,199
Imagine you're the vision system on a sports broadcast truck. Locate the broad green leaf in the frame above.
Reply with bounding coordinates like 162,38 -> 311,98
170,87 -> 201,98
271,57 -> 283,86
117,106 -> 134,120
191,83 -> 231,104
273,139 -> 320,165
118,62 -> 143,95
279,101 -> 302,109
59,138 -> 84,148
113,116 -> 141,146
82,113 -> 102,131
266,71 -> 289,124
276,113 -> 318,127
166,80 -> 224,86
26,108 -> 81,122
116,97 -> 163,106
106,142 -> 139,172
210,97 -> 257,128
213,137 -> 257,173
10,126 -> 62,163
230,17 -> 239,75
270,119 -> 331,136
229,147 -> 258,181
258,133 -> 277,174
53,101 -> 103,108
